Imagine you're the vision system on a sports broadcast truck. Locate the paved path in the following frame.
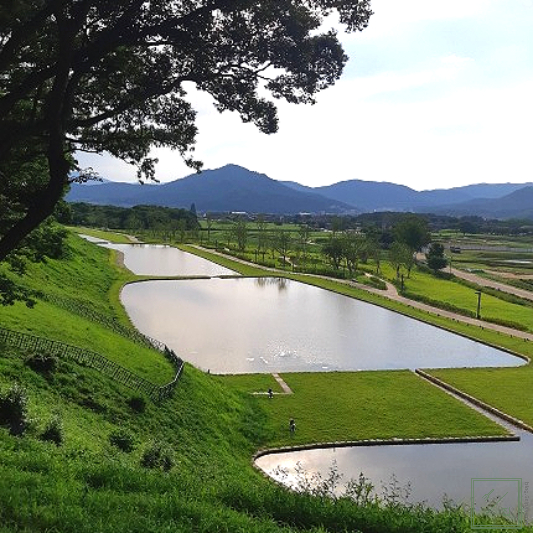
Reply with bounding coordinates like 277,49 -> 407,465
252,373 -> 294,396
272,373 -> 293,394
350,277 -> 533,342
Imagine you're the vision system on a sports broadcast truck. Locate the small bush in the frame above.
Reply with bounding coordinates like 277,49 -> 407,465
79,395 -> 106,413
0,383 -> 29,436
25,351 -> 58,375
40,414 -> 64,446
140,441 -> 174,471
127,395 -> 146,413
109,429 -> 136,453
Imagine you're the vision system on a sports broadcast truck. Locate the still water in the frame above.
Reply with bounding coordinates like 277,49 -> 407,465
101,241 -> 236,277
121,277 -> 522,373
255,431 -> 532,517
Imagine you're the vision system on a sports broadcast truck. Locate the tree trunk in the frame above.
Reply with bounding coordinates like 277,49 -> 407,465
0,151 -> 68,262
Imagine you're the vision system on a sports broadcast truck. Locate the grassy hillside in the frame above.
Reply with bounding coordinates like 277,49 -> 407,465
0,232 -> 528,532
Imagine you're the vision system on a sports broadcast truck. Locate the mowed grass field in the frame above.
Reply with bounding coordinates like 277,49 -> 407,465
428,366 -> 533,427
221,371 -> 508,448
379,262 -> 533,331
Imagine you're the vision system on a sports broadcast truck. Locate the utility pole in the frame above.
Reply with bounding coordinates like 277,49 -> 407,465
475,290 -> 482,319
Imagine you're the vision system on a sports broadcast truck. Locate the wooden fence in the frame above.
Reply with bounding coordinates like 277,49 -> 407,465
0,327 -> 183,403
40,293 -> 155,348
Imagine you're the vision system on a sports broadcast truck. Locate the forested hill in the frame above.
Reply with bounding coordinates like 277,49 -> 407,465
67,165 -> 352,215
68,164 -> 533,219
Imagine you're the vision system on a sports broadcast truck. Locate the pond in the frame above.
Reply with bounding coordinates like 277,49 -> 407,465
255,429 -> 533,517
120,277 -> 523,374
87,238 -> 236,277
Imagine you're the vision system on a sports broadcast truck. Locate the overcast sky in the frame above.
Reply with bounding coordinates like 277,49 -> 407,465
76,0 -> 533,191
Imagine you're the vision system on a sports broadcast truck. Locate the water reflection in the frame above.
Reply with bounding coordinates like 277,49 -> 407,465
90,238 -> 236,277
256,432 -> 532,518
255,277 -> 289,291
121,277 -> 523,374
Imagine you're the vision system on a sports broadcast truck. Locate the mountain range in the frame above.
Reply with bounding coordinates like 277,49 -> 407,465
67,164 -> 533,219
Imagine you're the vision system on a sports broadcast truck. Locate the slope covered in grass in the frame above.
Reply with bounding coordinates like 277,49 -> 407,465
0,234 -> 174,383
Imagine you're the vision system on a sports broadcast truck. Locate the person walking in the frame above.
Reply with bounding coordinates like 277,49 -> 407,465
289,418 -> 296,434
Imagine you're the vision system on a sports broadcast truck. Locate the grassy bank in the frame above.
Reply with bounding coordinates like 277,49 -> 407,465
0,230 -> 528,531
0,235 -> 174,383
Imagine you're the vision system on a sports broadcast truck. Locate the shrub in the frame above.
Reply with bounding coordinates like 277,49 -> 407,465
109,429 -> 136,453
127,395 -> 146,413
25,351 -> 58,375
40,414 -> 64,446
0,383 -> 29,436
140,441 -> 174,471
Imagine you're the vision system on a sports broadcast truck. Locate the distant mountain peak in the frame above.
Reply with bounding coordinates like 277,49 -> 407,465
66,164 -> 533,219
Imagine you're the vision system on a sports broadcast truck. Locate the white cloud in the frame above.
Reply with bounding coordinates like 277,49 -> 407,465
75,0 -> 533,191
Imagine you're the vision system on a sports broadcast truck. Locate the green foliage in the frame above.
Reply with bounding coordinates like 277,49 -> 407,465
0,0 -> 372,261
70,203 -> 199,233
109,429 -> 136,453
393,215 -> 430,251
426,242 -> 448,273
140,441 -> 174,471
127,395 -> 147,414
40,413 -> 64,446
0,383 -> 28,436
0,219 -> 68,307
25,351 -> 59,376
322,235 -> 344,270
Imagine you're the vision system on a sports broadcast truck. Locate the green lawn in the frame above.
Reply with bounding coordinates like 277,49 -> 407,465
222,371 -> 508,448
428,366 -> 533,427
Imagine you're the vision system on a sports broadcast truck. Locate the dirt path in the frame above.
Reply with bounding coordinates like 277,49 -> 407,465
485,270 -> 533,280
349,277 -> 533,343
449,267 -> 533,302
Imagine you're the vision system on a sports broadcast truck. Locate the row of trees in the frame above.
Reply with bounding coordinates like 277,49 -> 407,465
207,213 -> 449,280
70,203 -> 199,235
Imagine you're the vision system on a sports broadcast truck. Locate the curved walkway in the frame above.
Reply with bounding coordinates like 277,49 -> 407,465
350,277 -> 533,343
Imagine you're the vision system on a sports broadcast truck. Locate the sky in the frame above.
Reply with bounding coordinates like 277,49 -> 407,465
76,0 -> 533,191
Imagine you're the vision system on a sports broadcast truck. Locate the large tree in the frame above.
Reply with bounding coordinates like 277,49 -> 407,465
393,215 -> 430,253
0,0 -> 372,262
